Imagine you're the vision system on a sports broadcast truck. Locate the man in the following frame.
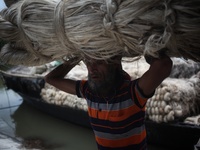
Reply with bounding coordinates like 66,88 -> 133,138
45,54 -> 172,150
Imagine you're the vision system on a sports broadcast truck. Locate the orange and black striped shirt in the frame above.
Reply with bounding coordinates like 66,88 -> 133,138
76,78 -> 153,150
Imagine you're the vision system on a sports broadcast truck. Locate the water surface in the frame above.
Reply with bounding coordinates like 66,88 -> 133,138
0,79 -> 97,150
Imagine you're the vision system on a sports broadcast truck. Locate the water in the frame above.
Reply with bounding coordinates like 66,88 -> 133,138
0,79 -> 97,150
11,102 -> 97,150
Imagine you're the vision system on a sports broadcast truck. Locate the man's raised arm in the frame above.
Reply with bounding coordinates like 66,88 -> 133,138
138,54 -> 173,97
45,57 -> 81,95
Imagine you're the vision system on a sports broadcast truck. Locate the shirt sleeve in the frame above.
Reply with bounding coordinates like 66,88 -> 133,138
76,80 -> 87,98
76,80 -> 82,98
135,79 -> 155,99
131,79 -> 155,109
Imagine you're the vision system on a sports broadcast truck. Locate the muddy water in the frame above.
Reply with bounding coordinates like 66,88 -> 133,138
0,79 -> 97,150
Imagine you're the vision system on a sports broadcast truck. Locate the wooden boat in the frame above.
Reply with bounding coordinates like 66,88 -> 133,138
0,68 -> 91,128
1,67 -> 200,150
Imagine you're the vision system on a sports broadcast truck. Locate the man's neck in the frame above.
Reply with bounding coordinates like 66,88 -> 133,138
97,86 -> 115,97
97,75 -> 124,96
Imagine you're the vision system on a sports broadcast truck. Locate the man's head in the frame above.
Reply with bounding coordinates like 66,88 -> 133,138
83,55 -> 122,94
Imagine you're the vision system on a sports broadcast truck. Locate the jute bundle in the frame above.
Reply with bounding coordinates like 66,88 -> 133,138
123,57 -> 200,79
41,83 -> 88,111
184,115 -> 200,126
169,58 -> 200,78
0,0 -> 200,66
146,74 -> 200,123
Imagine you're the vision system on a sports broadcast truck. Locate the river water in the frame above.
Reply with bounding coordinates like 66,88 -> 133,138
0,77 -> 184,150
0,77 -> 97,150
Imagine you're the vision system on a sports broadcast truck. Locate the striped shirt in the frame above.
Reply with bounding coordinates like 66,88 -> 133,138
76,78 -> 153,150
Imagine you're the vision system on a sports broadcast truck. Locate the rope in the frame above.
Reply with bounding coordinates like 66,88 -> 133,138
0,0 -> 200,66
17,1 -> 46,59
54,0 -> 76,53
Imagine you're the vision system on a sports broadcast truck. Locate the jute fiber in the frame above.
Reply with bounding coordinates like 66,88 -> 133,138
0,0 -> 200,66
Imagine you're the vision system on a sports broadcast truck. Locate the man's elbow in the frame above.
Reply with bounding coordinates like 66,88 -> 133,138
44,75 -> 52,84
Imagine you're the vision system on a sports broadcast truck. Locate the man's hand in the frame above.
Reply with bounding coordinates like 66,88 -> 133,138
144,48 -> 168,65
144,55 -> 156,65
63,56 -> 82,65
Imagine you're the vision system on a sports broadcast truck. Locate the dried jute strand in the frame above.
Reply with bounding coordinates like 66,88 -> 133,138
144,0 -> 176,57
54,0 -> 77,54
17,0 -> 51,61
0,0 -> 200,66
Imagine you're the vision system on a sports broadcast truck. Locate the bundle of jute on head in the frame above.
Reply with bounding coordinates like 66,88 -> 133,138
3,0 -> 19,7
0,0 -> 200,66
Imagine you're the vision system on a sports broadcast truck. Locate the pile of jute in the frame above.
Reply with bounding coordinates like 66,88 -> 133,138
38,58 -> 200,123
0,0 -> 200,66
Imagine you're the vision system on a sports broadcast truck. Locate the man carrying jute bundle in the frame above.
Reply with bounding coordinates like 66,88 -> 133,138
45,53 -> 172,150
